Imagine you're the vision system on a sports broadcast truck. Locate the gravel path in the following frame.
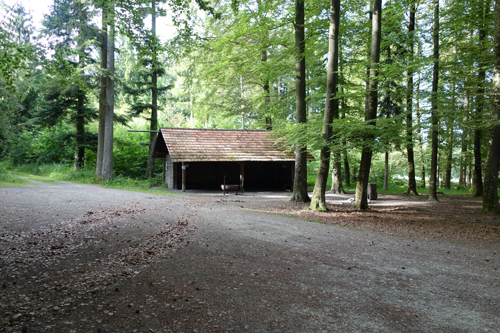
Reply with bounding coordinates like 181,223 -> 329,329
1,179 -> 499,332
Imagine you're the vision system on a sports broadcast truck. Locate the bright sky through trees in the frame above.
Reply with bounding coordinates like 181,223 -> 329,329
1,0 -> 50,28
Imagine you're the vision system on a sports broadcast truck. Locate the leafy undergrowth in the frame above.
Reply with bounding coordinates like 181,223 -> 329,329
0,164 -> 30,186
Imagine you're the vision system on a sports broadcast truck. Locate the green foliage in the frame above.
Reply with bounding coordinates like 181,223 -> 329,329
0,162 -> 28,185
5,124 -> 75,165
1,0 -> 499,205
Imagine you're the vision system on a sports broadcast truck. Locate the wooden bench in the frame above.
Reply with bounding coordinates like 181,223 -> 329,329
221,184 -> 239,195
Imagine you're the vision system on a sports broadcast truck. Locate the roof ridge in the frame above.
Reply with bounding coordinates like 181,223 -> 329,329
160,127 -> 269,132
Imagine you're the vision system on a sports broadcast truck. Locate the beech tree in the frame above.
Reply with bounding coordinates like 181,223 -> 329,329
291,0 -> 310,203
428,0 -> 439,202
353,0 -> 381,210
405,0 -> 418,196
482,0 -> 500,214
470,0 -> 491,197
310,0 -> 340,211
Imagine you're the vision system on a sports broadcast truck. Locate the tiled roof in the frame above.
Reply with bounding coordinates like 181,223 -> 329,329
154,128 -> 311,162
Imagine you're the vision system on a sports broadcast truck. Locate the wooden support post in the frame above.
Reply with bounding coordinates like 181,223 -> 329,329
182,162 -> 186,192
239,162 -> 245,192
162,156 -> 166,184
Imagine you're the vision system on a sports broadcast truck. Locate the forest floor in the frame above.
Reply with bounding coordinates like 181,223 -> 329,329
1,178 -> 499,332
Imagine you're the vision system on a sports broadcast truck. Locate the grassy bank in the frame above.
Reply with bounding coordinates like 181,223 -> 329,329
1,162 -> 167,193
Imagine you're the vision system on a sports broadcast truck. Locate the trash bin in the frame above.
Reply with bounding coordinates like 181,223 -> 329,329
368,183 -> 377,200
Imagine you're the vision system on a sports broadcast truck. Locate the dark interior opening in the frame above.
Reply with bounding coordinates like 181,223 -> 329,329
174,161 -> 293,191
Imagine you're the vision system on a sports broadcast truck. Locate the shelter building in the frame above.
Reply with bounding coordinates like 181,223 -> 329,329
151,127 -> 313,191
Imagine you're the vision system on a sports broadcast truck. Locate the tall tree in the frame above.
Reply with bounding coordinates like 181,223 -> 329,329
95,2 -> 108,179
41,0 -> 98,171
443,82 -> 455,190
354,0 -> 382,210
405,0 -> 418,195
428,0 -> 439,202
101,0 -> 115,181
146,0 -> 159,178
470,0 -> 490,197
310,0 -> 340,211
482,0 -> 500,214
291,0 -> 310,203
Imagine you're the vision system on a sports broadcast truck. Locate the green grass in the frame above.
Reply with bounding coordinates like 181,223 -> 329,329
13,172 -> 61,184
0,174 -> 31,186
4,162 -> 172,195
0,162 -> 31,186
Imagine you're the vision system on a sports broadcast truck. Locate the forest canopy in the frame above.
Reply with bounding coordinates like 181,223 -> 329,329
1,0 -> 499,212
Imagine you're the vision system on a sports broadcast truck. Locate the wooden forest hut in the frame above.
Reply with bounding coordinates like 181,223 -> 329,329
151,127 -> 313,191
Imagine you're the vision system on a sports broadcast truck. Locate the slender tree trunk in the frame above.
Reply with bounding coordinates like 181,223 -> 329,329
102,1 -> 115,181
292,0 -> 310,203
458,109 -> 469,189
261,49 -> 272,130
405,1 -> 418,195
343,149 -> 350,187
416,76 -> 425,188
428,0 -> 439,202
74,90 -> 85,171
330,49 -> 351,194
96,4 -> 107,179
383,151 -> 389,190
257,0 -> 272,129
467,152 -> 472,187
471,129 -> 484,195
444,67 -> 456,189
74,39 -> 85,171
147,0 -> 158,179
444,115 -> 454,189
482,0 -> 500,214
471,0 -> 490,197
354,0 -> 381,210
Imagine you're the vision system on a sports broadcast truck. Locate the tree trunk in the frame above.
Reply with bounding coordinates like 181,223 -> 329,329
458,100 -> 469,189
147,0 -> 157,179
354,0 -> 381,210
311,0 -> 341,211
343,148 -> 350,187
262,49 -> 272,130
405,1 -> 418,195
482,0 -> 500,214
292,0 -> 310,203
96,4 -> 107,179
340,49 -> 350,188
330,158 -> 343,192
471,0 -> 490,197
428,0 -> 439,202
74,42 -> 85,171
471,130 -> 483,195
416,75 -> 425,188
102,2 -> 114,182
330,153 -> 345,194
467,153 -> 472,187
74,90 -> 85,171
383,151 -> 389,190
444,70 -> 456,190
444,117 -> 454,189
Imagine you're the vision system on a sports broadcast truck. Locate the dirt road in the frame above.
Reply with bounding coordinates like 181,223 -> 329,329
1,179 -> 499,332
